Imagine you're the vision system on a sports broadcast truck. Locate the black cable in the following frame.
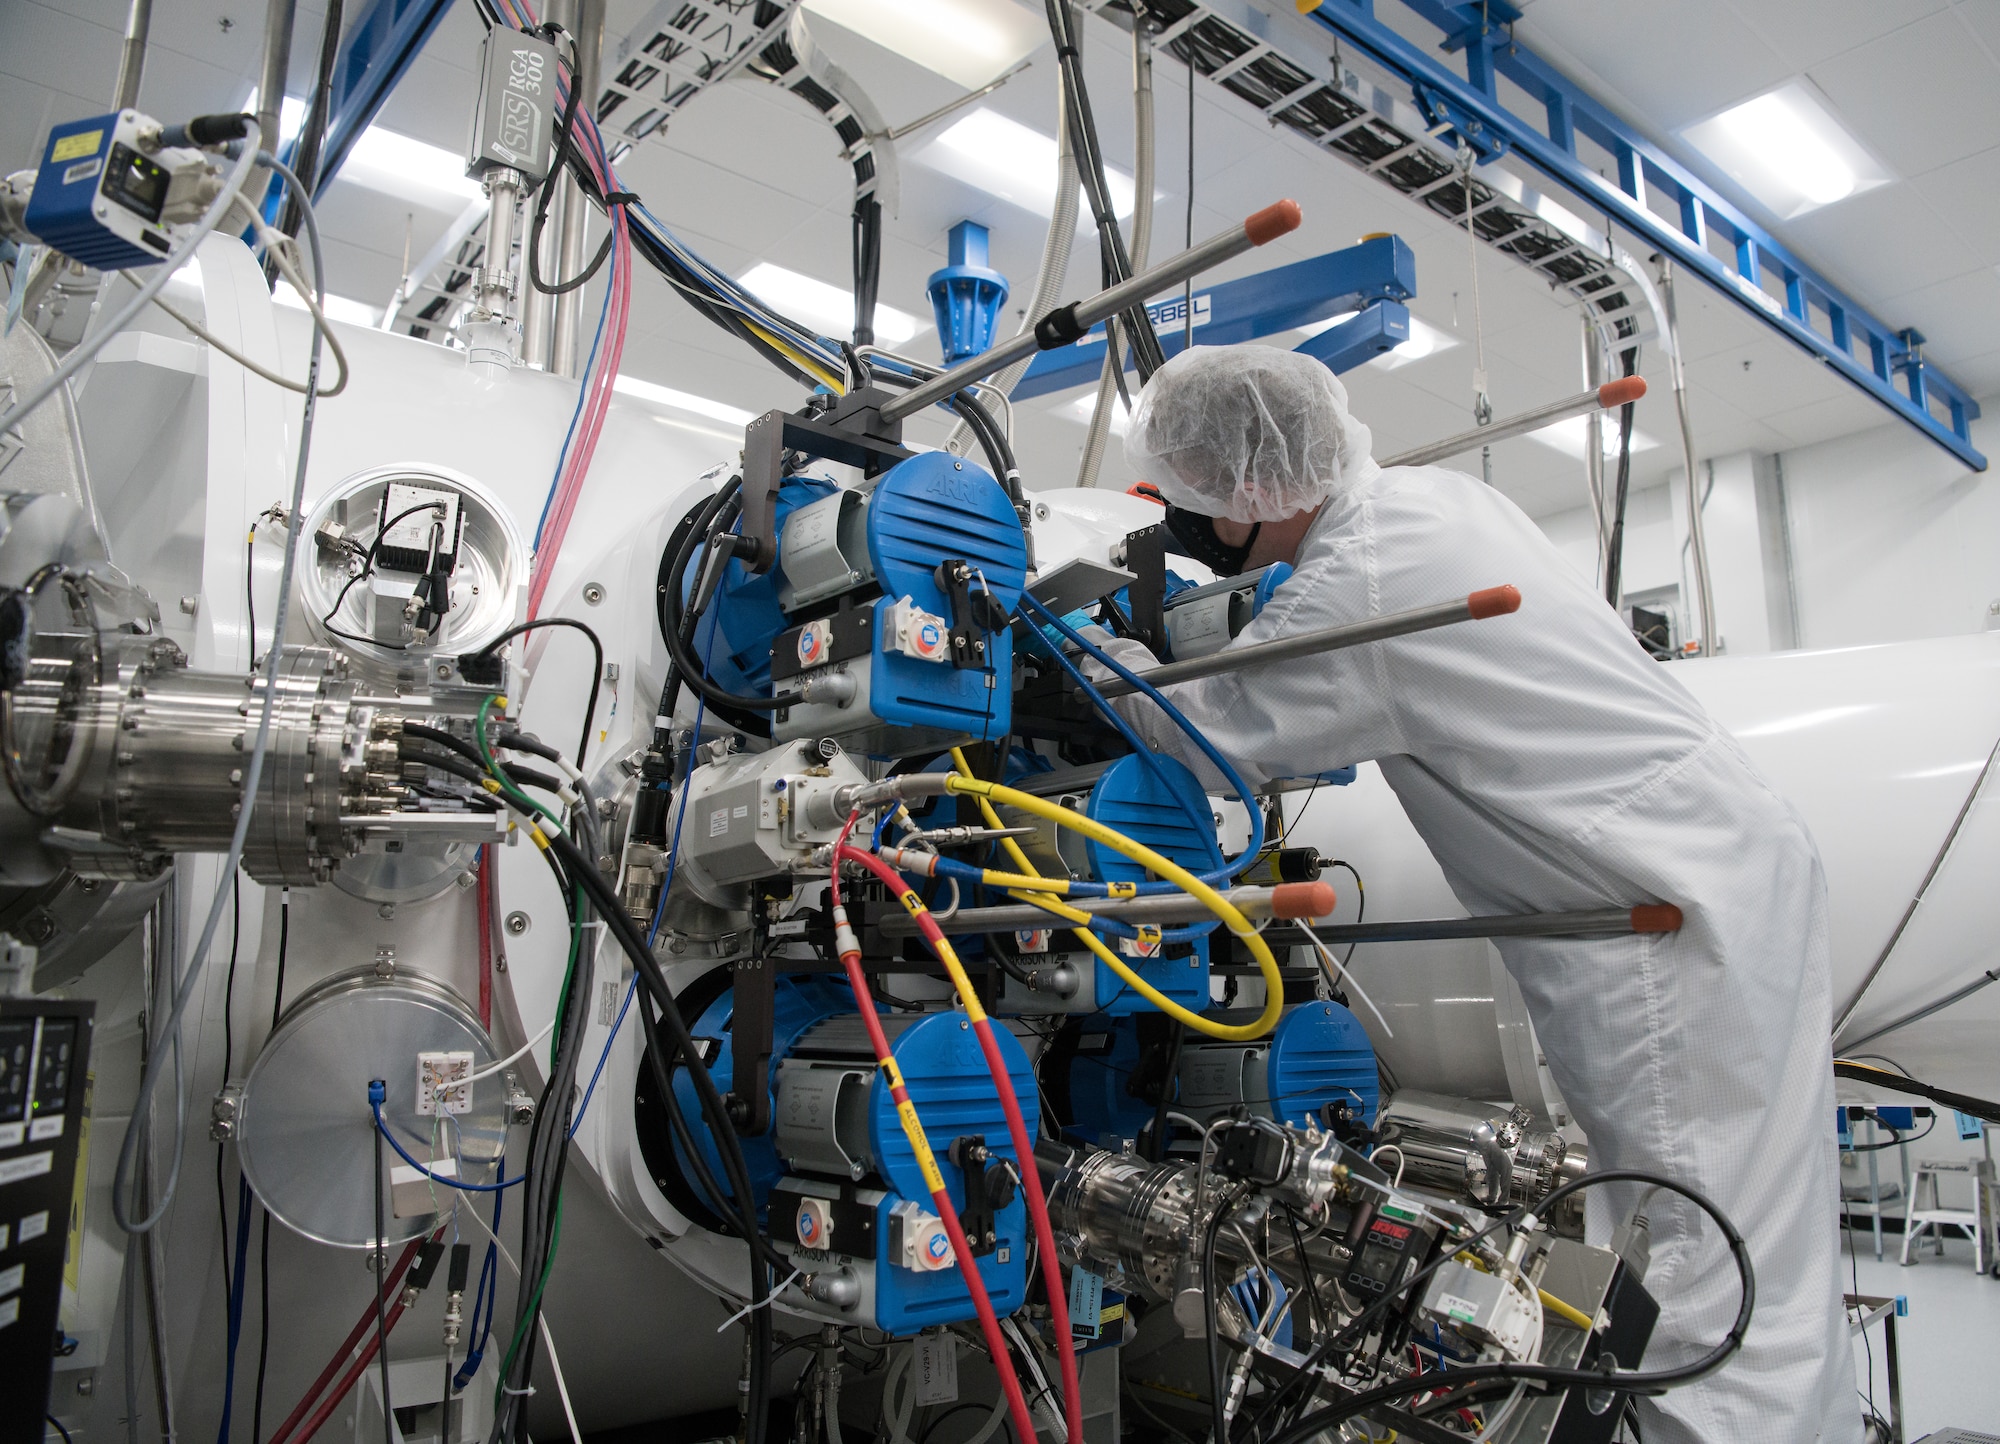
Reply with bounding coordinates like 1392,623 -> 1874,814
1144,1021 -> 1184,1164
275,0 -> 343,243
952,390 -> 1023,508
373,1104 -> 392,1444
656,476 -> 802,714
1835,1060 -> 2000,1124
526,76 -> 616,297
1204,1189 -> 1244,1444
1323,858 -> 1364,968
399,745 -> 560,800
851,195 -> 882,348
400,724 -> 488,768
246,524 -> 259,670
1258,1168 -> 1756,1444
251,894 -> 286,1444
1602,346 -> 1639,610
46,1417 -> 74,1444
467,617 -> 605,765
537,826 -> 775,1443
320,503 -> 449,651
1043,0 -> 1166,380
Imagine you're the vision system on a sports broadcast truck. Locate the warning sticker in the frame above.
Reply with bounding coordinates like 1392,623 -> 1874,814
52,130 -> 103,163
709,807 -> 729,837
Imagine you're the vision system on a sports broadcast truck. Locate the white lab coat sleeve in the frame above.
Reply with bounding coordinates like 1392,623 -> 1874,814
1075,540 -> 1408,794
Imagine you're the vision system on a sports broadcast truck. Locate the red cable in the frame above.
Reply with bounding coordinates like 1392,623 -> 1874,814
836,842 -> 1085,1444
266,1233 -> 429,1444
829,820 -> 1041,1444
475,844 -> 493,1031
284,1291 -> 417,1444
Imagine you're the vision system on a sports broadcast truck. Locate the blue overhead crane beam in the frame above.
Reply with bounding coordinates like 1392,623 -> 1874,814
1014,234 -> 1417,398
311,0 -> 458,197
1298,0 -> 1984,471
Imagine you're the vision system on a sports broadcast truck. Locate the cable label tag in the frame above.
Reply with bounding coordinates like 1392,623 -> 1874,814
1069,1264 -> 1105,1340
913,1330 -> 959,1406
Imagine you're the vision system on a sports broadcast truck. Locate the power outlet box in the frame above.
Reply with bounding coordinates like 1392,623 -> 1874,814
416,1051 -> 475,1116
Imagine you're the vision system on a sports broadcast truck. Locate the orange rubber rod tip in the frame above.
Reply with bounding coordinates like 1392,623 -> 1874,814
1630,904 -> 1684,933
1271,880 -> 1337,919
1467,584 -> 1522,620
1597,376 -> 1648,408
1245,199 -> 1303,246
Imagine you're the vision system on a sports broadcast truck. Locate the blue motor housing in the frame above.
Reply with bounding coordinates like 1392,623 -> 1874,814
700,452 -> 1027,755
668,978 -> 1036,1334
25,112 -> 182,271
1060,1002 -> 1379,1146
1081,753 -> 1224,1016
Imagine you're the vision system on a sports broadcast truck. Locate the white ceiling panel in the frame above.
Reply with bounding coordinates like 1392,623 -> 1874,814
1806,9 -> 2000,177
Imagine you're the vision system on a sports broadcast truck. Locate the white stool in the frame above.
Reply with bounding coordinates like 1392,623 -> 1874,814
1900,1158 -> 1995,1273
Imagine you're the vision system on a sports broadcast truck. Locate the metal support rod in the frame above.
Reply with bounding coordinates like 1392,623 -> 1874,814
1582,317 -> 1610,583
474,169 -> 522,331
1086,586 -> 1520,700
1840,965 -> 2000,1055
1305,906 -> 1682,945
883,60 -> 1032,142
550,0 -> 603,379
875,883 -> 1333,938
114,0 -> 156,109
878,199 -> 1302,423
1380,376 -> 1648,470
1659,260 -> 1716,656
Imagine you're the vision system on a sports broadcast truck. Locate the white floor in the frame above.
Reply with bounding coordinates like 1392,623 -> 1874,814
1844,1226 -> 2000,1439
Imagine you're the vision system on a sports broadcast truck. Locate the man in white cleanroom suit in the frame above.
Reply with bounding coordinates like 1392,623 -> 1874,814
1087,344 -> 1858,1443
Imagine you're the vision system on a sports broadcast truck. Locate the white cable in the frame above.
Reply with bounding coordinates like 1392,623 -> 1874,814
434,1019 -> 556,1100
0,124 -> 261,435
112,140 -> 326,1235
1369,1143 -> 1407,1189
1293,921 -> 1394,1040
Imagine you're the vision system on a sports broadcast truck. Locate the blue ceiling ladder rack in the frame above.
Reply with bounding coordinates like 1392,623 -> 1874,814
1119,0 -> 1982,470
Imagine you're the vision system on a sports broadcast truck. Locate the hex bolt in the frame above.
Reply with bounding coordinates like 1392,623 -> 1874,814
582,582 -> 606,606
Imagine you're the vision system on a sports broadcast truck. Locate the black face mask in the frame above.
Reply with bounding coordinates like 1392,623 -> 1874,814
1163,503 -> 1259,578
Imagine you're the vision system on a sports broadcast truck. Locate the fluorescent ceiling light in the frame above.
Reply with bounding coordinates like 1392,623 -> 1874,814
1289,312 -> 1458,371
613,374 -> 757,426
801,0 -> 1042,89
1368,316 -> 1458,371
1065,393 -> 1130,437
341,126 -> 487,209
249,91 -> 483,209
1526,414 -> 1661,461
1681,82 -> 1888,220
737,262 -> 920,344
917,108 -> 1134,219
274,286 -> 381,327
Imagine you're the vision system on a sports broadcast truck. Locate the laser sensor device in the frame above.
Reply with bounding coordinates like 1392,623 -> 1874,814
22,112 -> 202,270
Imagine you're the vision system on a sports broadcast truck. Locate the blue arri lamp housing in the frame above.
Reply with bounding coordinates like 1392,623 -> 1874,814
927,221 -> 1009,367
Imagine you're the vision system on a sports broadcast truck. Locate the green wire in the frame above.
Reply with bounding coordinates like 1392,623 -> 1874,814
474,693 -> 562,830
493,1200 -> 564,1406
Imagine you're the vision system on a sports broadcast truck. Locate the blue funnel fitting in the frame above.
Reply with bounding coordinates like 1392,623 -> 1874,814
928,220 -> 1010,366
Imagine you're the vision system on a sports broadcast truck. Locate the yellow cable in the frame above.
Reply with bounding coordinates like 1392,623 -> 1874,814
942,756 -> 1283,1041
1539,1289 -> 1595,1333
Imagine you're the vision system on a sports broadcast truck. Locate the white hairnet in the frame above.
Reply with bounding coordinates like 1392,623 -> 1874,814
1124,344 -> 1372,524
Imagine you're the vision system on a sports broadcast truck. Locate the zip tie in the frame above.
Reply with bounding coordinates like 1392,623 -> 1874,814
715,1269 -> 805,1332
